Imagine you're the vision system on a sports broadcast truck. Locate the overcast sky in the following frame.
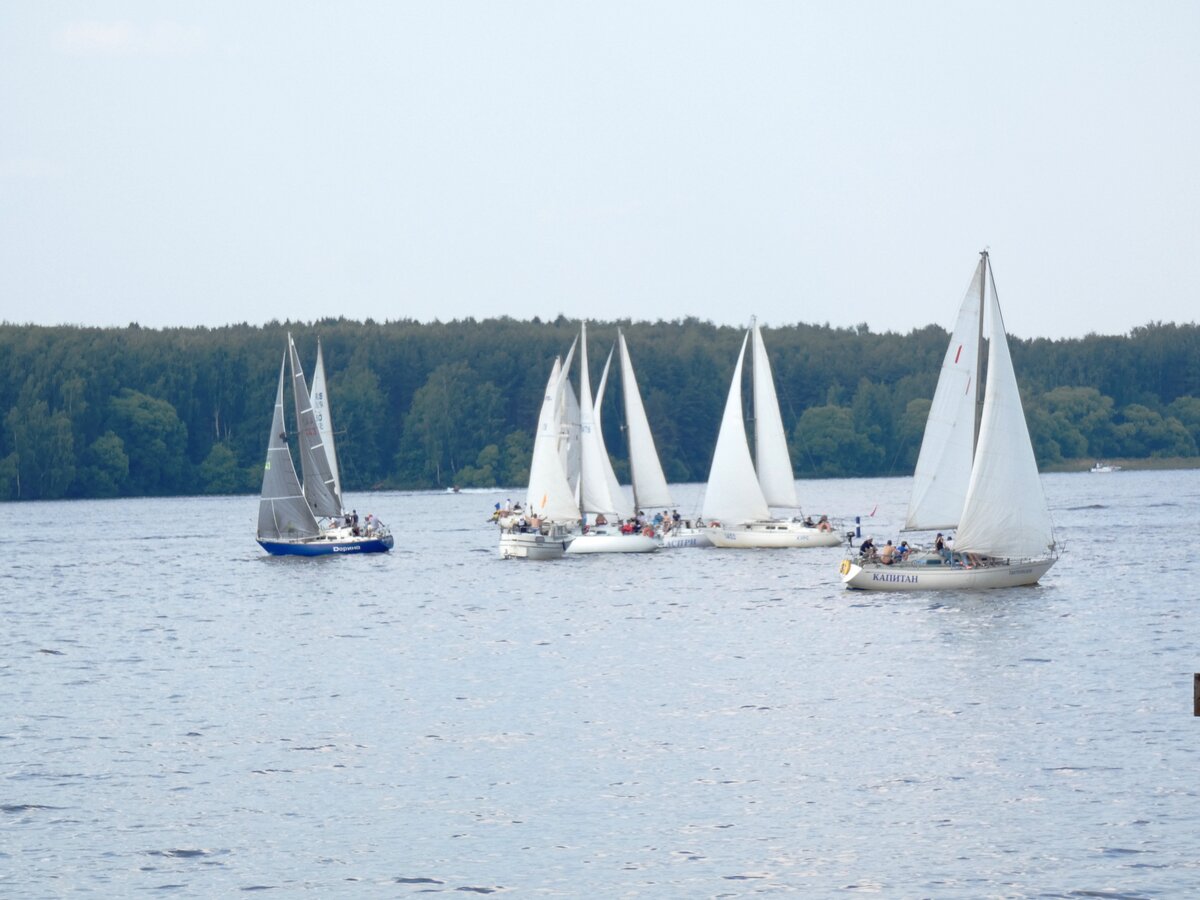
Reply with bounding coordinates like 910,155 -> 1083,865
2,2 -> 1197,340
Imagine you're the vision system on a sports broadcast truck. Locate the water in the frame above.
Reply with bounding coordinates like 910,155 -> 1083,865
2,471 -> 1198,897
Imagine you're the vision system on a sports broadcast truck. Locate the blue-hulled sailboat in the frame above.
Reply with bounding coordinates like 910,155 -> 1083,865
256,336 -> 393,556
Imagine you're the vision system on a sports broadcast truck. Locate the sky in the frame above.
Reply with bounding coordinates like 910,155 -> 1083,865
1,2 -> 1197,340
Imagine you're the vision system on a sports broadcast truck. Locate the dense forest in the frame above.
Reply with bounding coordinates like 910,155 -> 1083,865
1,317 -> 1198,502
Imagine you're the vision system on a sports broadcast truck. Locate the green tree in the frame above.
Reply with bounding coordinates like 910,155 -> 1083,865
456,443 -> 501,487
499,428 -> 532,488
398,363 -> 504,486
793,405 -> 882,476
200,442 -> 248,494
109,389 -> 188,495
3,401 -> 76,499
75,431 -> 130,498
1113,404 -> 1197,458
1167,396 -> 1200,449
0,452 -> 19,500
1036,386 -> 1116,457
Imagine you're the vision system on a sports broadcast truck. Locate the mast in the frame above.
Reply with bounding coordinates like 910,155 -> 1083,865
748,316 -> 757,459
973,251 -> 988,455
619,330 -> 640,513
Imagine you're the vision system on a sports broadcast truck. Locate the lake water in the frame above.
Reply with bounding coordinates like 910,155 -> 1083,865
2,470 -> 1198,897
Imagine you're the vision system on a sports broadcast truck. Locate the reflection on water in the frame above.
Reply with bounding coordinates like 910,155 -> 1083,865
2,470 -> 1198,896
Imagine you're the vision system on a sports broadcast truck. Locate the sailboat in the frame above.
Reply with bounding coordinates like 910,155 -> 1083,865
498,346 -> 579,559
610,329 -> 709,549
702,319 -> 843,549
567,323 -> 658,554
840,251 -> 1057,590
256,336 -> 393,555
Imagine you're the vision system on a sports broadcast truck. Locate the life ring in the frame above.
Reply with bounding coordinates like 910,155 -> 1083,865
839,559 -> 851,575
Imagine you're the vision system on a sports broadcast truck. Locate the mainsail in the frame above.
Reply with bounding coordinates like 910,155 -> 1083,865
618,330 -> 673,511
591,341 -> 633,519
309,339 -> 343,507
288,335 -> 342,518
751,319 -> 798,510
258,354 -> 320,540
577,323 -> 626,518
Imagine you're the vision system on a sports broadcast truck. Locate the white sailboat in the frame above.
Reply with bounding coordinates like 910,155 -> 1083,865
567,323 -> 658,554
702,320 -> 843,549
612,329 -> 709,549
257,337 -> 392,556
840,251 -> 1058,590
498,347 -> 579,559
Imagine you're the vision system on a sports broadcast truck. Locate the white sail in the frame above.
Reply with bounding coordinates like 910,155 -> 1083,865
577,324 -> 626,518
310,340 -> 343,509
904,263 -> 983,531
750,320 -> 798,510
593,343 -> 633,518
288,334 -> 341,518
258,354 -> 320,540
702,332 -> 771,523
527,355 -> 581,523
618,330 -> 674,510
954,264 -> 1055,558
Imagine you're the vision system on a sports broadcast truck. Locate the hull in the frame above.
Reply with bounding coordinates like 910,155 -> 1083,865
706,521 -> 843,549
566,532 -> 659,554
661,528 -> 713,549
840,556 -> 1056,591
257,533 -> 394,556
499,530 -> 573,560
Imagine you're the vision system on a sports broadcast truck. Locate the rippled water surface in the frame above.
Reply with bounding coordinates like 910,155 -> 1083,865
2,471 -> 1198,897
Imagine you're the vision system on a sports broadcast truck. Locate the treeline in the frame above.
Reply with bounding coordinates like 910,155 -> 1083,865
1,317 -> 1198,501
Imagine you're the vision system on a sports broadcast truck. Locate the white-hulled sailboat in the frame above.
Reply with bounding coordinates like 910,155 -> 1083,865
840,251 -> 1057,590
702,320 -> 842,549
498,346 -> 579,559
612,329 -> 710,548
567,323 -> 658,553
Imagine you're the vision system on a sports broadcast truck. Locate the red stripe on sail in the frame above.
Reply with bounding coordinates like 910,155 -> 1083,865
954,345 -> 963,363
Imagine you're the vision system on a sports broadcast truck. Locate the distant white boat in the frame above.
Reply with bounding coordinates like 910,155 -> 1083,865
1090,461 -> 1121,473
702,319 -> 842,549
840,252 -> 1058,590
